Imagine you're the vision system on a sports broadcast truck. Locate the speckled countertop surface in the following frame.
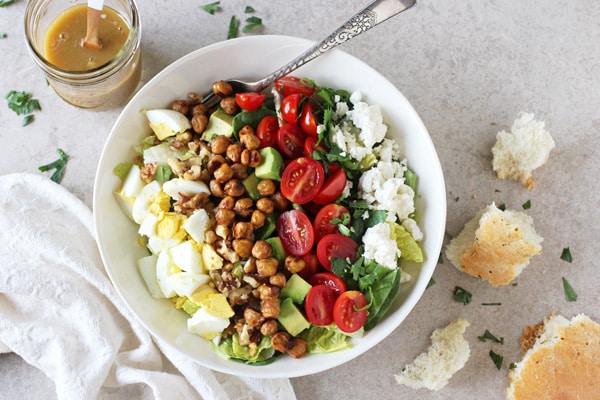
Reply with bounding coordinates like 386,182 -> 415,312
1,1 -> 599,399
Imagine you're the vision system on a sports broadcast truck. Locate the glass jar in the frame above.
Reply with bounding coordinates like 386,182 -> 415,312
24,0 -> 142,111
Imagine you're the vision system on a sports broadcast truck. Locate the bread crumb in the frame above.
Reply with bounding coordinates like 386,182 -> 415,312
395,319 -> 470,391
491,113 -> 555,189
445,202 -> 542,286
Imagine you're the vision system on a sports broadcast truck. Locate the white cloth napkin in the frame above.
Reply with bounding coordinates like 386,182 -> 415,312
0,172 -> 297,400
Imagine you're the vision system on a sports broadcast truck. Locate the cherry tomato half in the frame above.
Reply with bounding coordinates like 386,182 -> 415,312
333,290 -> 368,333
305,284 -> 336,326
313,203 -> 350,243
310,272 -> 347,297
275,76 -> 316,97
235,92 -> 266,111
303,135 -> 329,158
313,168 -> 348,205
276,123 -> 306,159
299,101 -> 319,137
281,93 -> 303,124
277,209 -> 314,256
316,233 -> 359,271
280,157 -> 325,204
255,115 -> 279,148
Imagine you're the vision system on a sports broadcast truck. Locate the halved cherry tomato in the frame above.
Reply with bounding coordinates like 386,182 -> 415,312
305,284 -> 336,326
313,169 -> 347,205
235,92 -> 265,111
310,272 -> 347,297
313,204 -> 350,243
281,93 -> 303,124
280,157 -> 325,204
298,252 -> 322,280
275,76 -> 316,97
303,135 -> 328,158
277,209 -> 314,256
299,101 -> 319,136
276,123 -> 306,159
255,115 -> 279,148
333,290 -> 368,333
316,233 -> 359,271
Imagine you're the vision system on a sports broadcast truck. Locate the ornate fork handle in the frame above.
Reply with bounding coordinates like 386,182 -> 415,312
252,0 -> 417,91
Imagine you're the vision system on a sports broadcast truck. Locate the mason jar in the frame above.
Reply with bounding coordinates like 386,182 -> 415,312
24,0 -> 142,110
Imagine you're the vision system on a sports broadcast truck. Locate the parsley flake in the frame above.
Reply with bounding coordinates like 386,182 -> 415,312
200,1 -> 220,14
562,277 -> 578,302
244,6 -> 255,13
227,15 -> 240,39
453,286 -> 472,305
0,0 -> 16,7
560,247 -> 573,263
497,203 -> 506,211
522,199 -> 531,209
0,33 -> 7,39
481,302 -> 502,306
5,90 -> 42,126
38,148 -> 70,183
242,16 -> 262,33
426,278 -> 436,289
489,350 -> 504,370
478,329 -> 504,344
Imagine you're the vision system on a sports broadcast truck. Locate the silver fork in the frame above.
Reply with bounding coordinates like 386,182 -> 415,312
200,0 -> 417,108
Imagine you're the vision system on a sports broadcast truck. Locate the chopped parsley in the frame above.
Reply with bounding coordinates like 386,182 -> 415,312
200,1 -> 220,14
453,286 -> 472,305
481,302 -> 502,306
426,278 -> 436,289
227,15 -> 240,39
562,277 -> 578,302
0,0 -> 16,7
38,148 -> 70,183
509,362 -> 517,370
522,199 -> 531,209
478,329 -> 504,344
244,6 -> 255,13
489,350 -> 504,370
0,33 -> 7,39
497,203 -> 506,211
560,247 -> 573,263
437,253 -> 444,264
5,90 -> 42,126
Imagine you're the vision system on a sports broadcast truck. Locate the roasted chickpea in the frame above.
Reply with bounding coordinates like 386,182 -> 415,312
223,179 -> 246,197
271,331 -> 291,353
191,113 -> 208,134
287,338 -> 308,359
207,154 -> 227,174
214,163 -> 235,183
239,129 -> 261,150
260,320 -> 278,336
261,297 -> 280,319
243,307 -> 265,327
256,257 -> 279,277
210,135 -> 232,155
187,92 -> 202,105
215,209 -> 236,226
230,162 -> 249,180
212,80 -> 233,97
269,272 -> 287,288
257,284 -> 280,300
284,255 -> 306,274
233,197 -> 254,217
209,179 -> 224,197
257,179 -> 276,196
248,149 -> 261,168
271,192 -> 290,211
220,97 -> 239,115
226,143 -> 242,163
218,195 -> 235,210
233,239 -> 253,258
252,240 -> 272,259
256,197 -> 275,214
191,103 -> 207,116
233,221 -> 254,239
250,209 -> 266,228
171,99 -> 189,116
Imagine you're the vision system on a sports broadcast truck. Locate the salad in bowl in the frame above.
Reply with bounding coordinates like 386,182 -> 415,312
94,35 -> 445,378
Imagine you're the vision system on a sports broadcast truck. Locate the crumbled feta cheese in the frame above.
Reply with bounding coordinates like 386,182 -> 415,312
402,218 -> 423,241
358,160 -> 415,222
348,102 -> 387,149
363,223 -> 400,269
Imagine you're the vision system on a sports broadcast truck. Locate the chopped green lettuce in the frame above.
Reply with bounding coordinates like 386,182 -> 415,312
213,333 -> 276,364
390,222 -> 423,262
300,325 -> 353,354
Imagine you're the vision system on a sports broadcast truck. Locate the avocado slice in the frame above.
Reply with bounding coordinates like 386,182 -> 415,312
280,273 -> 312,304
278,297 -> 310,336
255,147 -> 283,181
265,236 -> 287,263
242,172 -> 261,200
201,108 -> 234,141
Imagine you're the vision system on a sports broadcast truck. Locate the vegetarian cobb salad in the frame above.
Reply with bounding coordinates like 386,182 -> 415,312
114,76 -> 424,364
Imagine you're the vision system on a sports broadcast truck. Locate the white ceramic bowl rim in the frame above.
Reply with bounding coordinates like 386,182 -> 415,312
93,35 -> 446,378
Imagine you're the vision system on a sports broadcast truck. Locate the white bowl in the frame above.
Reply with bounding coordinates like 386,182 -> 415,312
93,35 -> 446,378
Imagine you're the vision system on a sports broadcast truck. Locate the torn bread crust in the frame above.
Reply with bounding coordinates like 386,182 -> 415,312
507,314 -> 600,400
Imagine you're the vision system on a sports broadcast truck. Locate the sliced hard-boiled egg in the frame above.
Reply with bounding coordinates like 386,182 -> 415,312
136,254 -> 164,298
143,142 -> 187,166
155,249 -> 181,298
189,284 -> 218,304
121,164 -> 145,198
183,209 -> 210,244
170,240 -> 204,273
195,292 -> 235,319
162,178 -> 210,199
187,307 -> 230,340
201,243 -> 223,270
131,180 -> 162,224
146,109 -> 191,141
171,272 -> 210,297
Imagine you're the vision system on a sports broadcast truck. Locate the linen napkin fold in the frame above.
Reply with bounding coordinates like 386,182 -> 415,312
0,172 -> 296,400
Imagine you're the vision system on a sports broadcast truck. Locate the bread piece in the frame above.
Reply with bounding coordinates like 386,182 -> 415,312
492,113 -> 555,189
395,319 -> 470,391
445,202 -> 542,286
507,314 -> 600,400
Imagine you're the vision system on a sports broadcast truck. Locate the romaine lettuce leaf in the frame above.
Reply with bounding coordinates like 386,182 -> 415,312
300,325 -> 353,354
213,333 -> 276,364
390,223 -> 423,262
